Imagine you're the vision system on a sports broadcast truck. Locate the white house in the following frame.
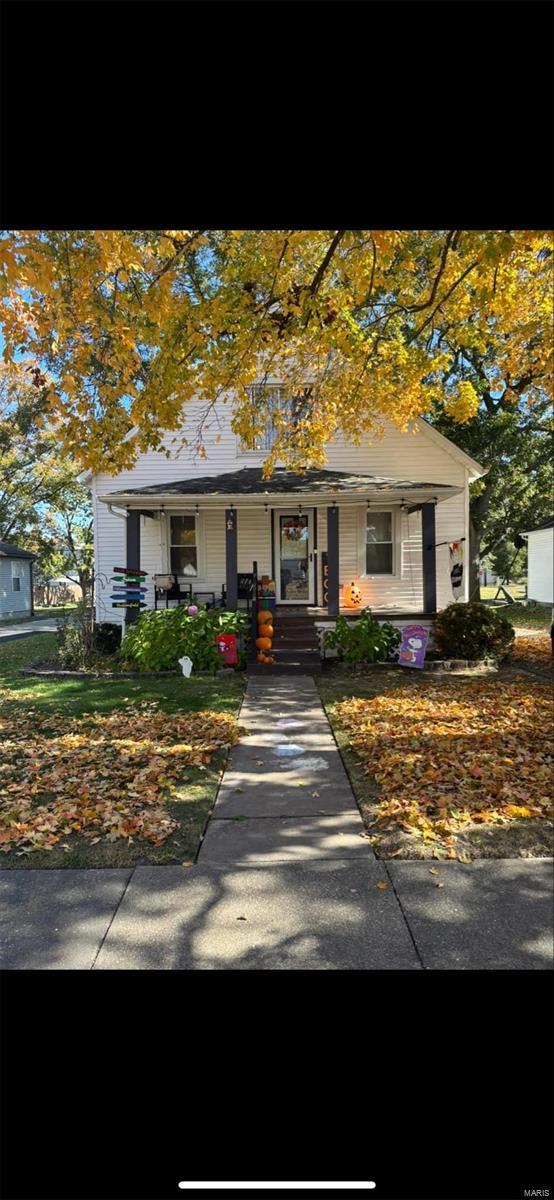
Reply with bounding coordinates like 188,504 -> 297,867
0,541 -> 35,618
522,517 -> 554,605
85,388 -> 485,669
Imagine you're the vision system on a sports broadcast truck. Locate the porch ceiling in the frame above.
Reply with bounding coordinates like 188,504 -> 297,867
98,467 -> 462,508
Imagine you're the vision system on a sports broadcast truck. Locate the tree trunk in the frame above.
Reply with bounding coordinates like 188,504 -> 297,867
468,479 -> 494,602
468,516 -> 481,600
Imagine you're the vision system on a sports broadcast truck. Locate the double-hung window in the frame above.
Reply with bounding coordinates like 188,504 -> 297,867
239,385 -> 311,453
11,562 -> 22,592
365,511 -> 394,575
170,515 -> 197,576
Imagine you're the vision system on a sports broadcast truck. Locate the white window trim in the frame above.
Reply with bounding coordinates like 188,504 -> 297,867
235,384 -> 311,457
165,511 -> 206,583
357,506 -> 399,580
11,561 -> 23,591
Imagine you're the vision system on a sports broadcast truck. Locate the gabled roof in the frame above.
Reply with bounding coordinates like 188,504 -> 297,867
86,410 -> 486,484
0,541 -> 36,559
416,418 -> 485,481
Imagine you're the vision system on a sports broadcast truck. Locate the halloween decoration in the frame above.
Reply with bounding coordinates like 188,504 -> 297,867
344,581 -> 362,608
449,542 -> 464,599
398,624 -> 429,669
257,609 -> 273,625
256,636 -> 272,652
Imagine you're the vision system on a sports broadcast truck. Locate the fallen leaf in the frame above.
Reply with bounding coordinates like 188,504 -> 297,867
428,868 -> 439,875
375,881 -> 389,890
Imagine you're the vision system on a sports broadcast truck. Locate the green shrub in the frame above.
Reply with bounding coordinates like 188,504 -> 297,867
324,608 -> 401,665
121,606 -> 247,672
433,602 -> 515,661
93,622 -> 122,656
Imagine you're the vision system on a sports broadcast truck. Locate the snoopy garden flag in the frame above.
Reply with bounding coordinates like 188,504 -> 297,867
399,624 -> 429,669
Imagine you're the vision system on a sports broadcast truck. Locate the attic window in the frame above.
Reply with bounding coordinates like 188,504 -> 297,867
239,385 -> 311,453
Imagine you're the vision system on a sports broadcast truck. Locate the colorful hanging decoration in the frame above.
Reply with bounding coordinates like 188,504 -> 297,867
449,542 -> 464,598
110,567 -> 148,610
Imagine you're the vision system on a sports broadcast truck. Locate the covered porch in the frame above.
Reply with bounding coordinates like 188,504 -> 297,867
98,467 -> 463,627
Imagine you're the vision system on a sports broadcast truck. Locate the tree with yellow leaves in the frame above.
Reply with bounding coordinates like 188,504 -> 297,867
0,230 -> 551,481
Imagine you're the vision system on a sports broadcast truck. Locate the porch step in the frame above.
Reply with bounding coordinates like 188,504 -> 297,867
274,649 -> 321,665
272,628 -> 321,648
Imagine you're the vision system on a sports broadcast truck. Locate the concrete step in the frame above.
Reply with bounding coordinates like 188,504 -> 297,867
249,661 -> 322,676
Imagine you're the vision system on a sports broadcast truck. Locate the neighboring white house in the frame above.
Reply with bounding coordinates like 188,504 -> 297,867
84,388 -> 485,657
0,541 -> 35,618
522,517 -> 554,605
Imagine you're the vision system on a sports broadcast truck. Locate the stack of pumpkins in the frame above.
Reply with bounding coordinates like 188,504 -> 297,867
256,609 -> 275,665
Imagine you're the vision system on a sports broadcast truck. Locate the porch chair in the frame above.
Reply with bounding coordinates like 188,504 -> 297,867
153,574 -> 192,609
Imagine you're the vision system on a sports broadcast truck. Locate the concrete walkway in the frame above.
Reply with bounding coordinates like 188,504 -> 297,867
1,676 -> 553,970
0,617 -> 58,641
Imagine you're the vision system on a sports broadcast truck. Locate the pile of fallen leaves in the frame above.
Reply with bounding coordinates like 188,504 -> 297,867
336,679 -> 553,859
512,634 -> 554,672
0,700 -> 241,854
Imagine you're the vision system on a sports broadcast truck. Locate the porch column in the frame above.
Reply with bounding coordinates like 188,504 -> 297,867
422,503 -> 437,613
126,509 -> 141,625
327,505 -> 340,616
225,507 -> 238,610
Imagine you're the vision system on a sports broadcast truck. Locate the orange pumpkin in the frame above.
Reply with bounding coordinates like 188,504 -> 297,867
257,609 -> 273,624
256,652 -> 267,663
263,625 -> 274,639
344,581 -> 362,608
256,636 -> 272,651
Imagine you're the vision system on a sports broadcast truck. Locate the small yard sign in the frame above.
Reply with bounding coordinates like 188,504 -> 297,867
398,623 -> 429,669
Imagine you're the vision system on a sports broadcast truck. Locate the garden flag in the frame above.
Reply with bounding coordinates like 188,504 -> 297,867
399,624 -> 429,669
449,542 -> 464,598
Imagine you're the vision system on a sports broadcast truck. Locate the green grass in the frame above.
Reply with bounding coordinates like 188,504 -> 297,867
0,634 -> 246,869
480,583 -> 526,601
491,603 -> 551,631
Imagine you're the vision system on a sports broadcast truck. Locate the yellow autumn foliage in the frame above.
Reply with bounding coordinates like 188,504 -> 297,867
0,229 -> 551,473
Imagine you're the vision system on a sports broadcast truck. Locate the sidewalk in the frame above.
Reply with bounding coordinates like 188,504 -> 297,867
0,617 -> 59,641
1,676 -> 552,970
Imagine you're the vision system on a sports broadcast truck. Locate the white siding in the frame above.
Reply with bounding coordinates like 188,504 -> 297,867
527,528 -> 554,604
0,558 -> 32,617
93,401 -> 470,623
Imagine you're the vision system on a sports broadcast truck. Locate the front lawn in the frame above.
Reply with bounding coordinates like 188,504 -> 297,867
318,667 -> 553,861
0,635 -> 246,869
512,633 -> 553,673
481,601 -> 551,632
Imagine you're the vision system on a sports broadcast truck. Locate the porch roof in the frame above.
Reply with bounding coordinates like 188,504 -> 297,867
99,467 -> 462,508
